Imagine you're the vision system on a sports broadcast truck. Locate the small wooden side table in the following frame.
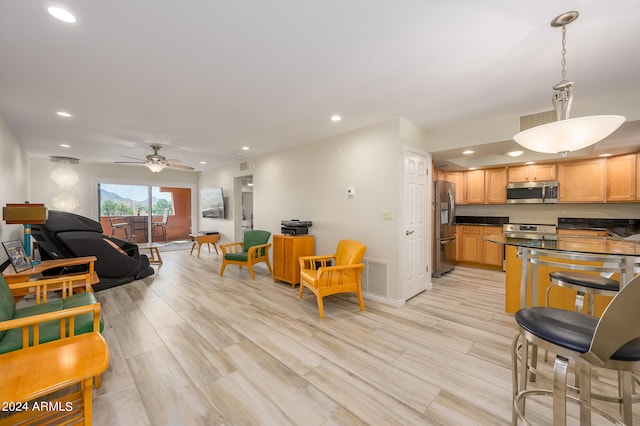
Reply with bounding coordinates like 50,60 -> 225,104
189,233 -> 220,257
0,332 -> 110,426
137,242 -> 164,265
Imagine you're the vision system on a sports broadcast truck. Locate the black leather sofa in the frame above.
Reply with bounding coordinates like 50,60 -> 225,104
31,210 -> 154,291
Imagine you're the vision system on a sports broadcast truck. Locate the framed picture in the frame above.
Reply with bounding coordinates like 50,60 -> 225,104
2,240 -> 32,272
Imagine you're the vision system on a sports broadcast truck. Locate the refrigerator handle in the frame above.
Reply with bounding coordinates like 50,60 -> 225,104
447,189 -> 455,226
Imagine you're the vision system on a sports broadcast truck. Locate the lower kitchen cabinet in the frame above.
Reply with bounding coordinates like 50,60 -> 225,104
272,235 -> 315,287
457,225 -> 503,268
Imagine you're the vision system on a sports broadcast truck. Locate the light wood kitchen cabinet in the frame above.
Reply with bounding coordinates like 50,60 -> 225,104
465,170 -> 485,204
481,226 -> 504,266
557,158 -> 606,203
484,168 -> 507,204
272,235 -> 314,287
458,225 -> 482,263
508,163 -> 556,183
445,171 -> 465,205
606,153 -> 637,202
557,229 -> 609,237
434,168 -> 446,182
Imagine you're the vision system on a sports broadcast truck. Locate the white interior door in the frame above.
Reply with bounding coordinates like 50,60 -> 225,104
403,150 -> 429,300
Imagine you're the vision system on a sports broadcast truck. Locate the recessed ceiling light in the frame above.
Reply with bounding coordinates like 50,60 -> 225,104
462,150 -> 474,155
330,115 -> 342,122
199,161 -> 207,165
247,182 -> 254,187
47,6 -> 77,23
56,111 -> 73,118
599,153 -> 612,157
242,146 -> 250,151
468,167 -> 477,170
507,150 -> 524,157
59,144 -> 71,148
525,161 -> 536,165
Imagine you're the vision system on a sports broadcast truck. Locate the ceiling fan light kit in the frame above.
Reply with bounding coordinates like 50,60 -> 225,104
513,11 -> 625,156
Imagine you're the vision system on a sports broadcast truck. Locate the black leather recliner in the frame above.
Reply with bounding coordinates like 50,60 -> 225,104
31,210 -> 154,291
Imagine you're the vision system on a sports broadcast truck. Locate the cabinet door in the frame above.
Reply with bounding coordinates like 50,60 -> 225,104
485,168 -> 507,204
445,171 -> 465,205
558,159 -> 605,203
465,170 -> 485,204
482,227 -> 504,266
606,154 -> 637,202
507,166 -> 528,183
532,163 -> 556,181
459,226 -> 482,262
637,154 -> 640,201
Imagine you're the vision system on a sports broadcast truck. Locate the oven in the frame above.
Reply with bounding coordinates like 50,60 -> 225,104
503,223 -> 557,240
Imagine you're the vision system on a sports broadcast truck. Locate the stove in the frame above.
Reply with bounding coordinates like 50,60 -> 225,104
503,223 -> 557,240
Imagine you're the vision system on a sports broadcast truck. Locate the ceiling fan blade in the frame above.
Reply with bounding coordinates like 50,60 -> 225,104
114,161 -> 145,164
122,155 -> 147,161
166,163 -> 195,171
166,158 -> 182,163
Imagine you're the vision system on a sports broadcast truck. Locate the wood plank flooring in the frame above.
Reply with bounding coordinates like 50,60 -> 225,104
87,249 -> 637,425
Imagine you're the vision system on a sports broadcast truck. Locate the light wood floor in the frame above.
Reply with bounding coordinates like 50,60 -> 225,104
89,249 -> 637,425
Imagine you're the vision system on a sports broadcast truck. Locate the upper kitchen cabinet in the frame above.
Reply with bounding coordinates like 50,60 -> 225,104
484,168 -> 507,204
558,158 -> 606,203
606,153 -> 637,202
445,171 -> 465,205
508,163 -> 556,183
465,170 -> 485,204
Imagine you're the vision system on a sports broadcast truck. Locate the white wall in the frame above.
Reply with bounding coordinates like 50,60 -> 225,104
199,118 -> 428,303
30,158 -> 199,221
0,114 -> 30,264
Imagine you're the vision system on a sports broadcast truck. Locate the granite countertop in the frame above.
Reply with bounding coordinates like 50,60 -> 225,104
455,216 -> 509,226
557,218 -> 640,238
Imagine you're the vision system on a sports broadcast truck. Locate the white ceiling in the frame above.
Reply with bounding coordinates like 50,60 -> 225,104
1,1 -> 640,172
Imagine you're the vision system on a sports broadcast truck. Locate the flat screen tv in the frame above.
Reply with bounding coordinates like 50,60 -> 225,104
201,187 -> 225,219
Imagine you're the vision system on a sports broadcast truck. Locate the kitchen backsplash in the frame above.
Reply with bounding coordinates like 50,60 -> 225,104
456,203 -> 639,225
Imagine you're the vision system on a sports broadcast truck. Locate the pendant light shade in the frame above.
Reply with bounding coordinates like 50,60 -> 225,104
514,115 -> 625,154
514,11 -> 625,155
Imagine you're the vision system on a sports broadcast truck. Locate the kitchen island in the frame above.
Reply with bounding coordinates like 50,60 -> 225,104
484,234 -> 640,316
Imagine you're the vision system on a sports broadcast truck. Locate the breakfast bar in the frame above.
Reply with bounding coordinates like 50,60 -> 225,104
485,234 -> 640,315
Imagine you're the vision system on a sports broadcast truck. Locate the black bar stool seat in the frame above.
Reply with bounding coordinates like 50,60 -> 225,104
546,270 -> 619,316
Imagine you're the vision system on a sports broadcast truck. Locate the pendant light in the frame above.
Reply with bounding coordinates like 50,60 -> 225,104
513,11 -> 625,156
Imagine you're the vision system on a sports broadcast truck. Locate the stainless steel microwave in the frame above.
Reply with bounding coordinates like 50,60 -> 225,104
506,181 -> 558,204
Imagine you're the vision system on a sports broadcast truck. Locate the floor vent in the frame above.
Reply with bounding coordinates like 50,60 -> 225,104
520,110 -> 556,131
362,258 -> 388,297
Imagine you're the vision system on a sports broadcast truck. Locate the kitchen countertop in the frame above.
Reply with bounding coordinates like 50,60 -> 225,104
558,218 -> 640,238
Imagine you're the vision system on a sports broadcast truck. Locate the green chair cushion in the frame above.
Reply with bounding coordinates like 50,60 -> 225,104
225,252 -> 248,262
0,275 -> 17,341
0,291 -> 103,354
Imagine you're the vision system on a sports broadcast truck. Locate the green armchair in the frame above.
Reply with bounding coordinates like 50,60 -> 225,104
219,230 -> 272,280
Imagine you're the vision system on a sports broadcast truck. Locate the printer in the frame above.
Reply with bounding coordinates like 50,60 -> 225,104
281,220 -> 312,235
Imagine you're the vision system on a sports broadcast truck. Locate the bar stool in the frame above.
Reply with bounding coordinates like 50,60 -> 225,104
512,274 -> 640,425
546,270 -> 620,315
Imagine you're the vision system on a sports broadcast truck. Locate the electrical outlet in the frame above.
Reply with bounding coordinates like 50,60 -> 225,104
382,210 -> 393,220
347,187 -> 355,196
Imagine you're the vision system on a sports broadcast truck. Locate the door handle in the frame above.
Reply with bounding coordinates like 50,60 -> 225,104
405,230 -> 414,235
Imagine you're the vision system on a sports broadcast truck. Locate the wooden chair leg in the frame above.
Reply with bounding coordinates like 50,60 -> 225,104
219,262 -> 227,276
299,283 -> 305,298
357,288 -> 365,311
82,377 -> 93,426
248,264 -> 256,280
265,257 -> 272,273
316,294 -> 325,319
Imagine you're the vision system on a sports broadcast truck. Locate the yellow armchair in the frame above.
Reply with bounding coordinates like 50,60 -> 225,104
298,239 -> 366,318
219,230 -> 272,280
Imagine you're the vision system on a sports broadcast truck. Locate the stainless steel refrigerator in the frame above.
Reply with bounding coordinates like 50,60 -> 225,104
432,180 -> 456,277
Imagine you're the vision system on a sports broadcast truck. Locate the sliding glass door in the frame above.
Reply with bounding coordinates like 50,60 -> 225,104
98,183 -> 191,244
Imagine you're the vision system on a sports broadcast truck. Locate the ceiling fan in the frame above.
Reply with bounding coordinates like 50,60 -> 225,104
115,144 -> 195,173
